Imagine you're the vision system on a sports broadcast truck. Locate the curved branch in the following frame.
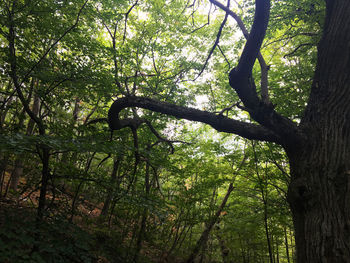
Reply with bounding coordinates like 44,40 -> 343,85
209,0 -> 249,37
228,0 -> 270,111
283,43 -> 313,58
108,96 -> 281,144
105,4 -> 301,149
221,0 -> 302,147
235,0 -> 270,76
209,0 -> 270,104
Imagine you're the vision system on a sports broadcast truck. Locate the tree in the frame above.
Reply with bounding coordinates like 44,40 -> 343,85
107,0 -> 350,262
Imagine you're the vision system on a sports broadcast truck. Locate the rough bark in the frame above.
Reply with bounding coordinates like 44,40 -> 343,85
285,0 -> 350,262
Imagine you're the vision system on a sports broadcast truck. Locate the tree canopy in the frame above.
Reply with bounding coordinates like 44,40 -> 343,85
1,0 -> 349,262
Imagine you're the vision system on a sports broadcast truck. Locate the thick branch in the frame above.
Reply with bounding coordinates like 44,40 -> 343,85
222,0 -> 302,147
229,0 -> 270,110
108,96 -> 281,144
257,54 -> 270,104
109,1 -> 302,149
210,0 -> 270,104
236,0 -> 270,75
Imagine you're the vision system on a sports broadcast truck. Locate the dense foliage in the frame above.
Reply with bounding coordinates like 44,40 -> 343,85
0,0 -> 326,262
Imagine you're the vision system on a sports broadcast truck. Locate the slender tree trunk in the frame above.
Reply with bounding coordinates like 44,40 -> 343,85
238,233 -> 247,263
69,180 -> 84,222
10,89 -> 40,191
133,161 -> 151,262
290,229 -> 294,263
185,183 -> 234,263
284,227 -> 290,263
72,97 -> 80,122
198,241 -> 207,263
70,153 -> 95,222
215,226 -> 230,263
9,158 -> 23,191
263,200 -> 273,263
37,147 -> 50,221
134,209 -> 148,262
26,94 -> 40,135
100,157 -> 121,217
163,209 -> 185,261
0,154 -> 9,196
0,88 -> 13,129
10,92 -> 39,191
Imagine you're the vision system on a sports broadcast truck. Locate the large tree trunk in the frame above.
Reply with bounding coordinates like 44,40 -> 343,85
287,144 -> 350,262
287,1 -> 350,262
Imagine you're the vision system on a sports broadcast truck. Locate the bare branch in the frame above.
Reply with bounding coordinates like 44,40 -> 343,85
209,0 -> 249,37
123,0 -> 139,44
195,0 -> 230,80
83,100 -> 101,125
97,154 -> 111,168
217,102 -> 238,115
257,54 -> 270,104
283,43 -> 313,58
144,120 -> 177,153
217,44 -> 231,69
191,22 -> 210,33
191,3 -> 212,33
86,117 -> 108,125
